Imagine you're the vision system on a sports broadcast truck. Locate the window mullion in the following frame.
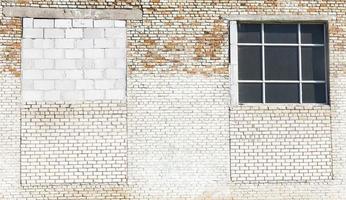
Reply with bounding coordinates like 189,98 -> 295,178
298,24 -> 303,104
261,23 -> 266,103
324,23 -> 329,104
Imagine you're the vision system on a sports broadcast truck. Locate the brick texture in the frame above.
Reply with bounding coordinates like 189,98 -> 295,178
230,105 -> 332,183
0,0 -> 346,200
21,101 -> 127,185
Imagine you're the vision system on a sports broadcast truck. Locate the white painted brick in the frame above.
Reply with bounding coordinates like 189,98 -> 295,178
114,79 -> 126,89
55,60 -> 76,69
23,18 -> 33,28
105,89 -> 125,99
66,29 -> 83,38
105,69 -> 125,79
23,29 -> 43,38
55,80 -> 75,90
22,70 -> 42,80
76,39 -> 93,49
22,49 -> 43,59
84,28 -> 105,38
44,29 -> 65,39
94,20 -> 114,28
33,39 -> 54,49
44,49 -> 64,59
22,39 -> 33,49
44,91 -> 61,101
95,80 -> 115,89
73,19 -> 93,28
54,19 -> 72,28
115,38 -> 126,48
55,39 -> 74,49
44,70 -> 65,80
21,59 -> 34,69
34,80 -> 55,90
105,49 -> 126,59
34,59 -> 55,69
94,39 -> 115,48
84,70 -> 104,79
22,91 -> 43,101
105,28 -> 126,38
75,60 -> 94,69
65,70 -> 83,79
76,80 -> 94,90
65,49 -> 83,59
20,19 -> 127,103
85,90 -> 104,100
34,19 -> 54,28
61,91 -> 83,101
94,59 -> 115,69
22,80 -> 34,90
115,59 -> 126,70
114,20 -> 126,28
85,49 -> 104,59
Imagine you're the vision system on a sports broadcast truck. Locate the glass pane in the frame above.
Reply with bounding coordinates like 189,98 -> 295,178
303,83 -> 326,103
239,83 -> 262,103
302,47 -> 325,80
266,83 -> 299,103
264,24 -> 298,43
238,24 -> 261,43
301,24 -> 324,44
265,46 -> 299,80
238,46 -> 262,80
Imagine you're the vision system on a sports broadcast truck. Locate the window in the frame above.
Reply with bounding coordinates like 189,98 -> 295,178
232,23 -> 328,104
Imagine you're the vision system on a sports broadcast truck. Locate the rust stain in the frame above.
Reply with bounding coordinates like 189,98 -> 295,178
307,7 -> 318,13
165,21 -> 173,26
264,0 -> 279,7
2,66 -> 21,77
16,0 -> 30,4
128,66 -> 135,75
164,41 -> 177,51
174,16 -> 185,20
3,42 -> 21,63
0,19 -> 21,35
143,50 -> 166,69
144,38 -> 156,47
194,20 -> 227,60
144,63 -> 155,69
329,24 -> 342,34
184,66 -> 228,76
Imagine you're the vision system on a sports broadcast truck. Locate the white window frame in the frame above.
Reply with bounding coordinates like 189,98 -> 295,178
229,21 -> 329,105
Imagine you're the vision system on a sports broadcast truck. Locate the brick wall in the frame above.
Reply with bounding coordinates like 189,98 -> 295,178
21,101 -> 127,185
230,105 -> 332,183
0,0 -> 346,200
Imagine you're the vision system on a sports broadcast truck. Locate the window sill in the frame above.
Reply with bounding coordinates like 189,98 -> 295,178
230,103 -> 331,110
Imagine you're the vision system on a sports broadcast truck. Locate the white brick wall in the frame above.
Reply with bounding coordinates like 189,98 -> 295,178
21,18 -> 127,102
21,101 -> 127,185
229,105 -> 333,183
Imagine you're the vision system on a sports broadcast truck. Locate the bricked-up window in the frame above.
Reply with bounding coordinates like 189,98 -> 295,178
233,23 -> 328,104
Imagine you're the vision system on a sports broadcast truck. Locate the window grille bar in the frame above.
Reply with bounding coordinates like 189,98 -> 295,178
324,24 -> 329,104
298,24 -> 303,103
261,23 -> 266,103
238,80 -> 326,83
238,43 -> 324,47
